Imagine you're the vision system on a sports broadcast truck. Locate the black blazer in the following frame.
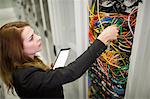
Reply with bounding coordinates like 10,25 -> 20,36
12,39 -> 107,99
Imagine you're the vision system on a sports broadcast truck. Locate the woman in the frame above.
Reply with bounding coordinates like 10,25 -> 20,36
0,21 -> 118,98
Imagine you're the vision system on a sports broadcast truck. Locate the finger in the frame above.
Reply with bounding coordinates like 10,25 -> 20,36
117,27 -> 120,30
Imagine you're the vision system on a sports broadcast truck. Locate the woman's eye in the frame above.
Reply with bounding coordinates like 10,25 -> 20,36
29,37 -> 33,41
29,36 -> 33,41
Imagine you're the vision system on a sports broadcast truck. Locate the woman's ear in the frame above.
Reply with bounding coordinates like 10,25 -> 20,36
49,63 -> 54,69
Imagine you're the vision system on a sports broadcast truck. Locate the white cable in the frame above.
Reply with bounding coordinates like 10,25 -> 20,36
128,7 -> 138,35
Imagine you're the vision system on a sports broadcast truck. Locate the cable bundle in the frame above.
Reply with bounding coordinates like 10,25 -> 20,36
88,0 -> 140,98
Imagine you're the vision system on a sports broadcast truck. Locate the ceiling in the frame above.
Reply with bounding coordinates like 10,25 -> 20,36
0,0 -> 13,9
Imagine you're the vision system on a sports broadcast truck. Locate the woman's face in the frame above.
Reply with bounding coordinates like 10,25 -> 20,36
21,26 -> 42,58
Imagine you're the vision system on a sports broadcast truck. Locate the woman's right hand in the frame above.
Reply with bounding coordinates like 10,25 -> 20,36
97,24 -> 119,45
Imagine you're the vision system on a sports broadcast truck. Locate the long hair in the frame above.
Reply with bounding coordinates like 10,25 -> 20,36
0,21 -> 49,94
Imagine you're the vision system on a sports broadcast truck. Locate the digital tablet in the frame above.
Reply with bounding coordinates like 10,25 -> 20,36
53,48 -> 70,69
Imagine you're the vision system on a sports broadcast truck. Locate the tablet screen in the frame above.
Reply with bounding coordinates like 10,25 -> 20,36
53,48 -> 70,69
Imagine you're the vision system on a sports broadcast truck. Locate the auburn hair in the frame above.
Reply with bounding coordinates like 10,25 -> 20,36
0,21 -> 49,94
